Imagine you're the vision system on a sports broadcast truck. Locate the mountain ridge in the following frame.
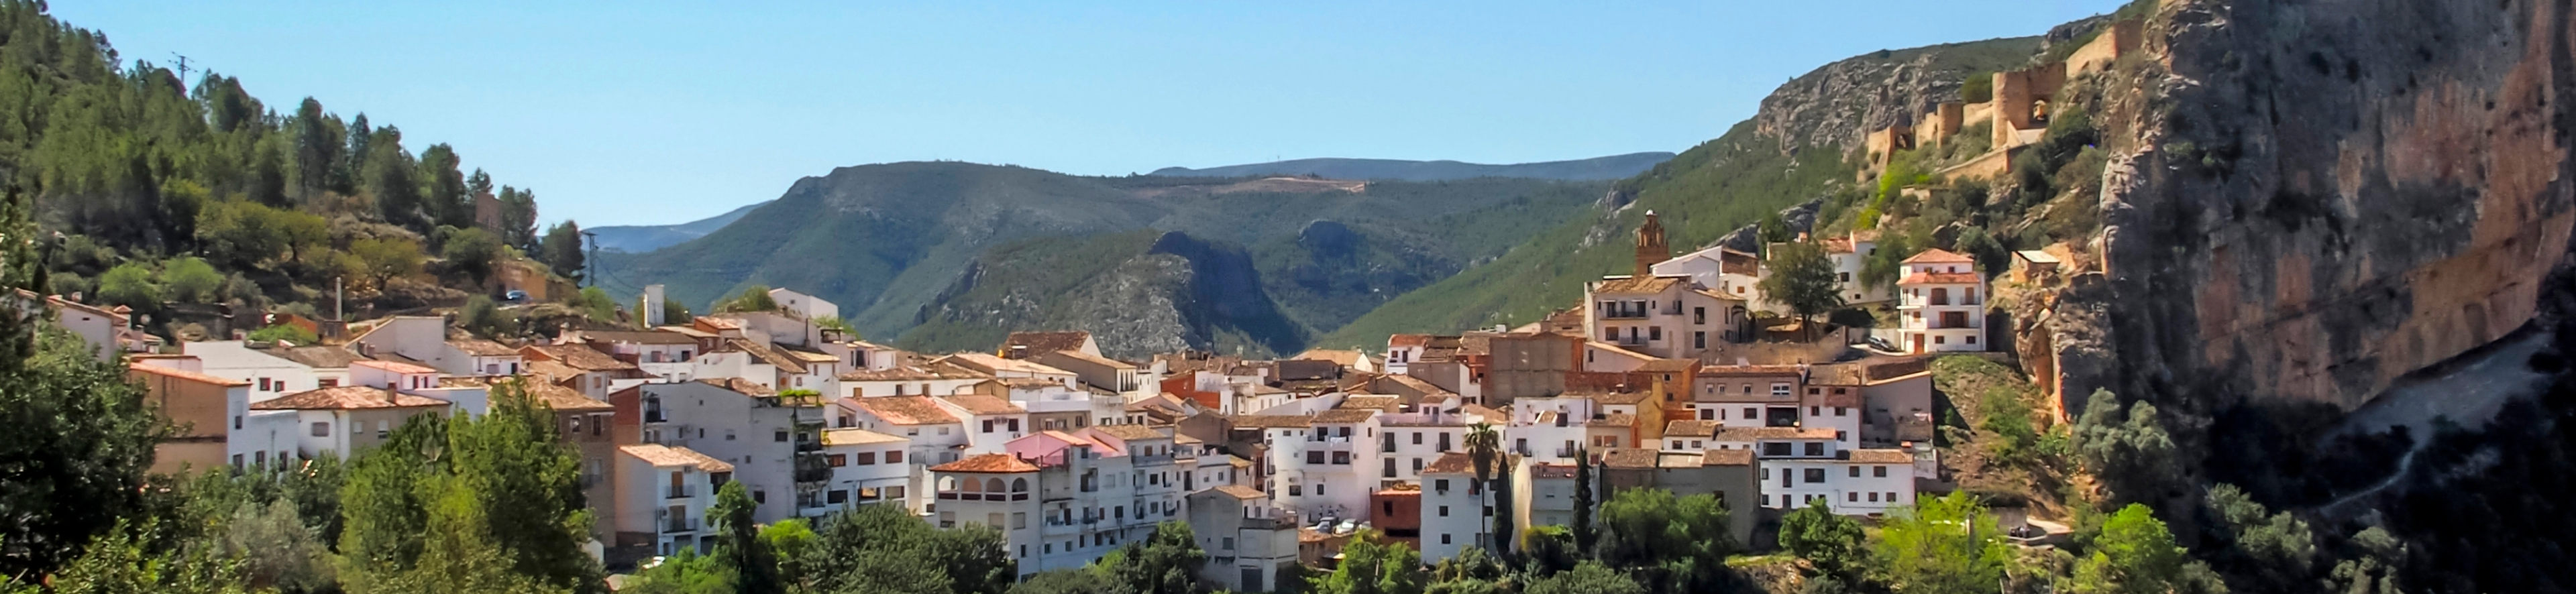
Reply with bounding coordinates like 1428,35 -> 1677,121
589,200 -> 772,253
1150,152 -> 1675,181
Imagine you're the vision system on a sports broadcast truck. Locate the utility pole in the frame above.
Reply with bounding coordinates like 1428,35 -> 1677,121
170,53 -> 192,88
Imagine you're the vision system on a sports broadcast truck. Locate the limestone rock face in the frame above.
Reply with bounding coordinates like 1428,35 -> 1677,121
2079,0 -> 2576,409
1754,38 -> 2043,156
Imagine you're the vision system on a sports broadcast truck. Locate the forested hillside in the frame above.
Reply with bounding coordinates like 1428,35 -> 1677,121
0,1 -> 589,340
597,163 -> 1603,355
1148,152 -> 1675,182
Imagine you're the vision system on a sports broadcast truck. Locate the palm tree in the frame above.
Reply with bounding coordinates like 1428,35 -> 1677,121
1465,421 -> 1507,558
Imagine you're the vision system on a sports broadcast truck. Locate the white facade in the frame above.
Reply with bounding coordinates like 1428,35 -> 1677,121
1895,249 -> 1988,354
812,428 -> 913,516
184,341 -> 321,402
1582,276 -> 1741,359
612,444 -> 728,558
1761,452 -> 1917,515
635,381 -> 826,522
767,288 -> 839,321
1417,454 -> 1490,563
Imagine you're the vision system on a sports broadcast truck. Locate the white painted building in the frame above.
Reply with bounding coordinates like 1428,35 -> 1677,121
183,340 -> 323,401
633,379 -> 827,522
1895,249 -> 1988,354
1417,452 -> 1495,563
612,444 -> 731,557
812,428 -> 912,515
767,287 -> 839,322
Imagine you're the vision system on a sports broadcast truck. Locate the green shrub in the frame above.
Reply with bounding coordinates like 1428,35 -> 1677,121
97,263 -> 161,310
164,257 -> 225,304
247,324 -> 317,345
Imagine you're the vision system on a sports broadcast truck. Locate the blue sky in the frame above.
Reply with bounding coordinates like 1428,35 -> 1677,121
56,1 -> 2124,227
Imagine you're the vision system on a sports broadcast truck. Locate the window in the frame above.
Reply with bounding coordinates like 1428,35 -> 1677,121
1694,331 -> 1706,349
234,416 -> 243,430
1438,506 -> 1450,517
1289,485 -> 1303,497
1868,492 -> 1879,502
376,420 -> 389,438
1648,326 -> 1662,341
885,451 -> 903,463
1671,440 -> 1682,449
1849,466 -> 1860,477
1811,406 -> 1821,417
828,455 -> 848,467
753,491 -> 767,504
1743,407 -> 1758,420
1873,466 -> 1888,477
1308,451 -> 1326,465
1014,512 -> 1026,529
1966,335 -> 1978,345
1693,306 -> 1706,324
1435,479 -> 1450,492
1222,537 -> 1235,550
1772,383 -> 1792,397
1848,492 -> 1859,501
828,489 -> 849,503
1412,432 -> 1423,445
1804,442 -> 1824,457
1804,469 -> 1826,483
1835,407 -> 1848,416
1763,442 -> 1791,457
854,452 -> 877,465
1442,534 -> 1452,544
727,430 -> 738,441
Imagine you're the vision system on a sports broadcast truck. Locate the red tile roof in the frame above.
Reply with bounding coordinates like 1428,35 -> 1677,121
1702,449 -> 1756,466
695,377 -> 776,398
129,363 -> 250,387
941,394 -> 1026,416
250,385 -> 449,410
1664,420 -> 1721,438
1849,449 -> 1915,464
620,444 -> 734,472
931,453 -> 1040,473
1593,276 -> 1684,294
1312,409 -> 1378,424
449,339 -> 521,357
1388,334 -> 1434,348
1901,248 -> 1973,263
848,396 -> 959,425
520,345 -> 638,371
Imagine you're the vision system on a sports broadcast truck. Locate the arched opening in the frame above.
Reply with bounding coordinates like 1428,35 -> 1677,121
985,478 -> 1007,494
1012,478 -> 1030,493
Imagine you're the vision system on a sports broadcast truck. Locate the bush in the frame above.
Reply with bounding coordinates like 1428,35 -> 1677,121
247,324 -> 317,345
460,295 -> 515,338
97,263 -> 161,310
164,257 -> 224,304
439,227 -> 503,284
1962,71 -> 1995,103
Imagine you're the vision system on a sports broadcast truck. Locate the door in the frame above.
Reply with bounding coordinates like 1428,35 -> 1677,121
1911,335 -> 1924,354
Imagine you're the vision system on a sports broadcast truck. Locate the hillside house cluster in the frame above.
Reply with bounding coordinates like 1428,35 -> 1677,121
63,233 -> 1980,592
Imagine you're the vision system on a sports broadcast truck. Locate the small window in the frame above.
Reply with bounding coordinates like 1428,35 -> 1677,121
1438,506 -> 1450,517
1803,469 -> 1826,483
886,451 -> 903,463
828,454 -> 847,467
774,430 -> 789,442
1873,465 -> 1888,477
1849,466 -> 1861,477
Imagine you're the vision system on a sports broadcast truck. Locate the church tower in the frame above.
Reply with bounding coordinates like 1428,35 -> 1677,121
1634,211 -> 1668,277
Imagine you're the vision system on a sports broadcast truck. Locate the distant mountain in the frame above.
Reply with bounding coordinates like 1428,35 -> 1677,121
1148,152 -> 1676,182
899,231 -> 1305,359
594,162 -> 1602,355
588,201 -> 771,253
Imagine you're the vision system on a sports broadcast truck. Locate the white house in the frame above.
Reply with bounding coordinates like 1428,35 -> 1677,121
1895,249 -> 1988,354
634,379 -> 827,522
183,340 -> 323,402
814,428 -> 912,515
767,287 -> 839,321
612,444 -> 731,557
1186,485 -> 1301,593
1417,452 -> 1496,563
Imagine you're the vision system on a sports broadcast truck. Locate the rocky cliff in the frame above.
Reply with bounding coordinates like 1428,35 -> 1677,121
896,231 -> 1307,359
2061,0 -> 2576,410
1753,37 -> 2043,155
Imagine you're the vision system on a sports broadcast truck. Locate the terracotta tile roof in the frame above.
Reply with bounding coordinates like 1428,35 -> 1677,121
1209,485 -> 1267,499
1900,272 -> 1983,285
1665,420 -> 1721,438
848,396 -> 959,425
1230,414 -> 1317,428
1849,449 -> 1915,464
1312,409 -> 1378,424
693,316 -> 741,330
276,345 -> 366,369
1597,412 -> 1638,428
2015,250 -> 2060,263
1601,448 -> 1660,469
1388,334 -> 1434,348
129,363 -> 251,387
1585,391 -> 1654,406
822,428 -> 907,446
1902,248 -> 1974,264
1804,363 -> 1869,386
1087,424 -> 1169,442
1822,237 -> 1856,254
1042,349 -> 1135,370
1338,396 -> 1403,412
508,377 -> 612,411
778,346 -> 841,363
251,385 -> 449,410
931,453 -> 1039,473
654,326 -> 719,339
580,330 -> 701,345
1593,276 -> 1684,294
1461,404 -> 1507,422
1634,358 -> 1699,373
1004,331 -> 1091,355
941,394 -> 1026,416
1034,430 -> 1098,447
523,360 -> 590,385
1696,364 -> 1805,377
1529,463 -> 1578,479
1423,452 -> 1478,475
353,359 -> 437,375
941,353 -> 1074,377
1702,449 -> 1756,466
1292,349 -> 1365,367
449,339 -> 520,357
619,444 -> 734,473
694,377 -> 776,398
1711,426 -> 1839,441
521,345 -> 639,371
839,365 -> 987,381
718,339 -> 808,374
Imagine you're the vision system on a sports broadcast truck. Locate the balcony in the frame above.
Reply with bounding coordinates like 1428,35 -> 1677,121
1599,310 -> 1649,320
666,485 -> 696,499
644,409 -> 667,423
794,454 -> 833,484
657,514 -> 698,534
1554,445 -> 1580,458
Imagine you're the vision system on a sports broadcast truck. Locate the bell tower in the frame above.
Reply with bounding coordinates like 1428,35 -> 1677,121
1634,211 -> 1668,278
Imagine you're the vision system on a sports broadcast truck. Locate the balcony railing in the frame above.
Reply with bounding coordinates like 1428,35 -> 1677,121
666,485 -> 695,499
644,410 -> 667,423
661,517 -> 698,534
1555,446 -> 1580,458
936,491 -> 1031,501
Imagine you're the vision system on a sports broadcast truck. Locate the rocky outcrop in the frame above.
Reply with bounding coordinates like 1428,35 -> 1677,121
1753,38 -> 2043,156
898,231 -> 1308,359
2068,0 -> 2576,410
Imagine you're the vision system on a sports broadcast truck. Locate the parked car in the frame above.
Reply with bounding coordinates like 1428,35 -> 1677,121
1866,336 -> 1899,352
503,290 -> 529,303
